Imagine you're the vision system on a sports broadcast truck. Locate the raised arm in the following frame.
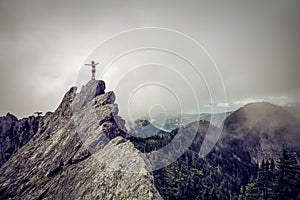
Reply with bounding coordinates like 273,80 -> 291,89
85,64 -> 92,66
95,63 -> 100,65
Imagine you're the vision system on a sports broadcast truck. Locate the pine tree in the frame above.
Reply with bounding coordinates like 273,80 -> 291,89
245,182 -> 259,200
266,158 -> 276,200
245,160 -> 266,200
273,149 -> 300,200
245,157 -> 282,200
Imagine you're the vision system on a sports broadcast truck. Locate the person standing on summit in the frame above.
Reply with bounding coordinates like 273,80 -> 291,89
85,60 -> 99,80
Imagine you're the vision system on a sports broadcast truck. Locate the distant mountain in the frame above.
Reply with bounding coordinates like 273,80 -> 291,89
128,119 -> 166,138
222,102 -> 300,162
190,112 -> 232,126
284,103 -> 300,119
139,112 -> 232,132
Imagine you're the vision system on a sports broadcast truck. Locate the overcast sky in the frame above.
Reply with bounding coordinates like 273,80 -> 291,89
0,0 -> 299,119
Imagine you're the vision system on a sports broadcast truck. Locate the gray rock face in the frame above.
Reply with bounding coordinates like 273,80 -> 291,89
0,113 -> 40,166
73,80 -> 105,111
0,80 -> 162,200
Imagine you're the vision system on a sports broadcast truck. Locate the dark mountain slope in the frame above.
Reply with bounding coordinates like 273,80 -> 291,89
222,102 -> 300,162
130,120 -> 257,200
129,102 -> 300,200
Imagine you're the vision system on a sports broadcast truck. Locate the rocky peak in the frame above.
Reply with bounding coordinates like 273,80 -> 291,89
0,80 -> 161,199
51,80 -> 105,119
73,80 -> 105,111
0,113 -> 40,166
4,113 -> 18,121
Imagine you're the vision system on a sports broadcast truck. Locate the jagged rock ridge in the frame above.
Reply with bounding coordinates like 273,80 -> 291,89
0,80 -> 162,200
0,113 -> 41,166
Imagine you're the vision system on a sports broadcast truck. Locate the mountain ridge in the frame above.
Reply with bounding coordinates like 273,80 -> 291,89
0,81 -> 299,199
0,80 -> 162,200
